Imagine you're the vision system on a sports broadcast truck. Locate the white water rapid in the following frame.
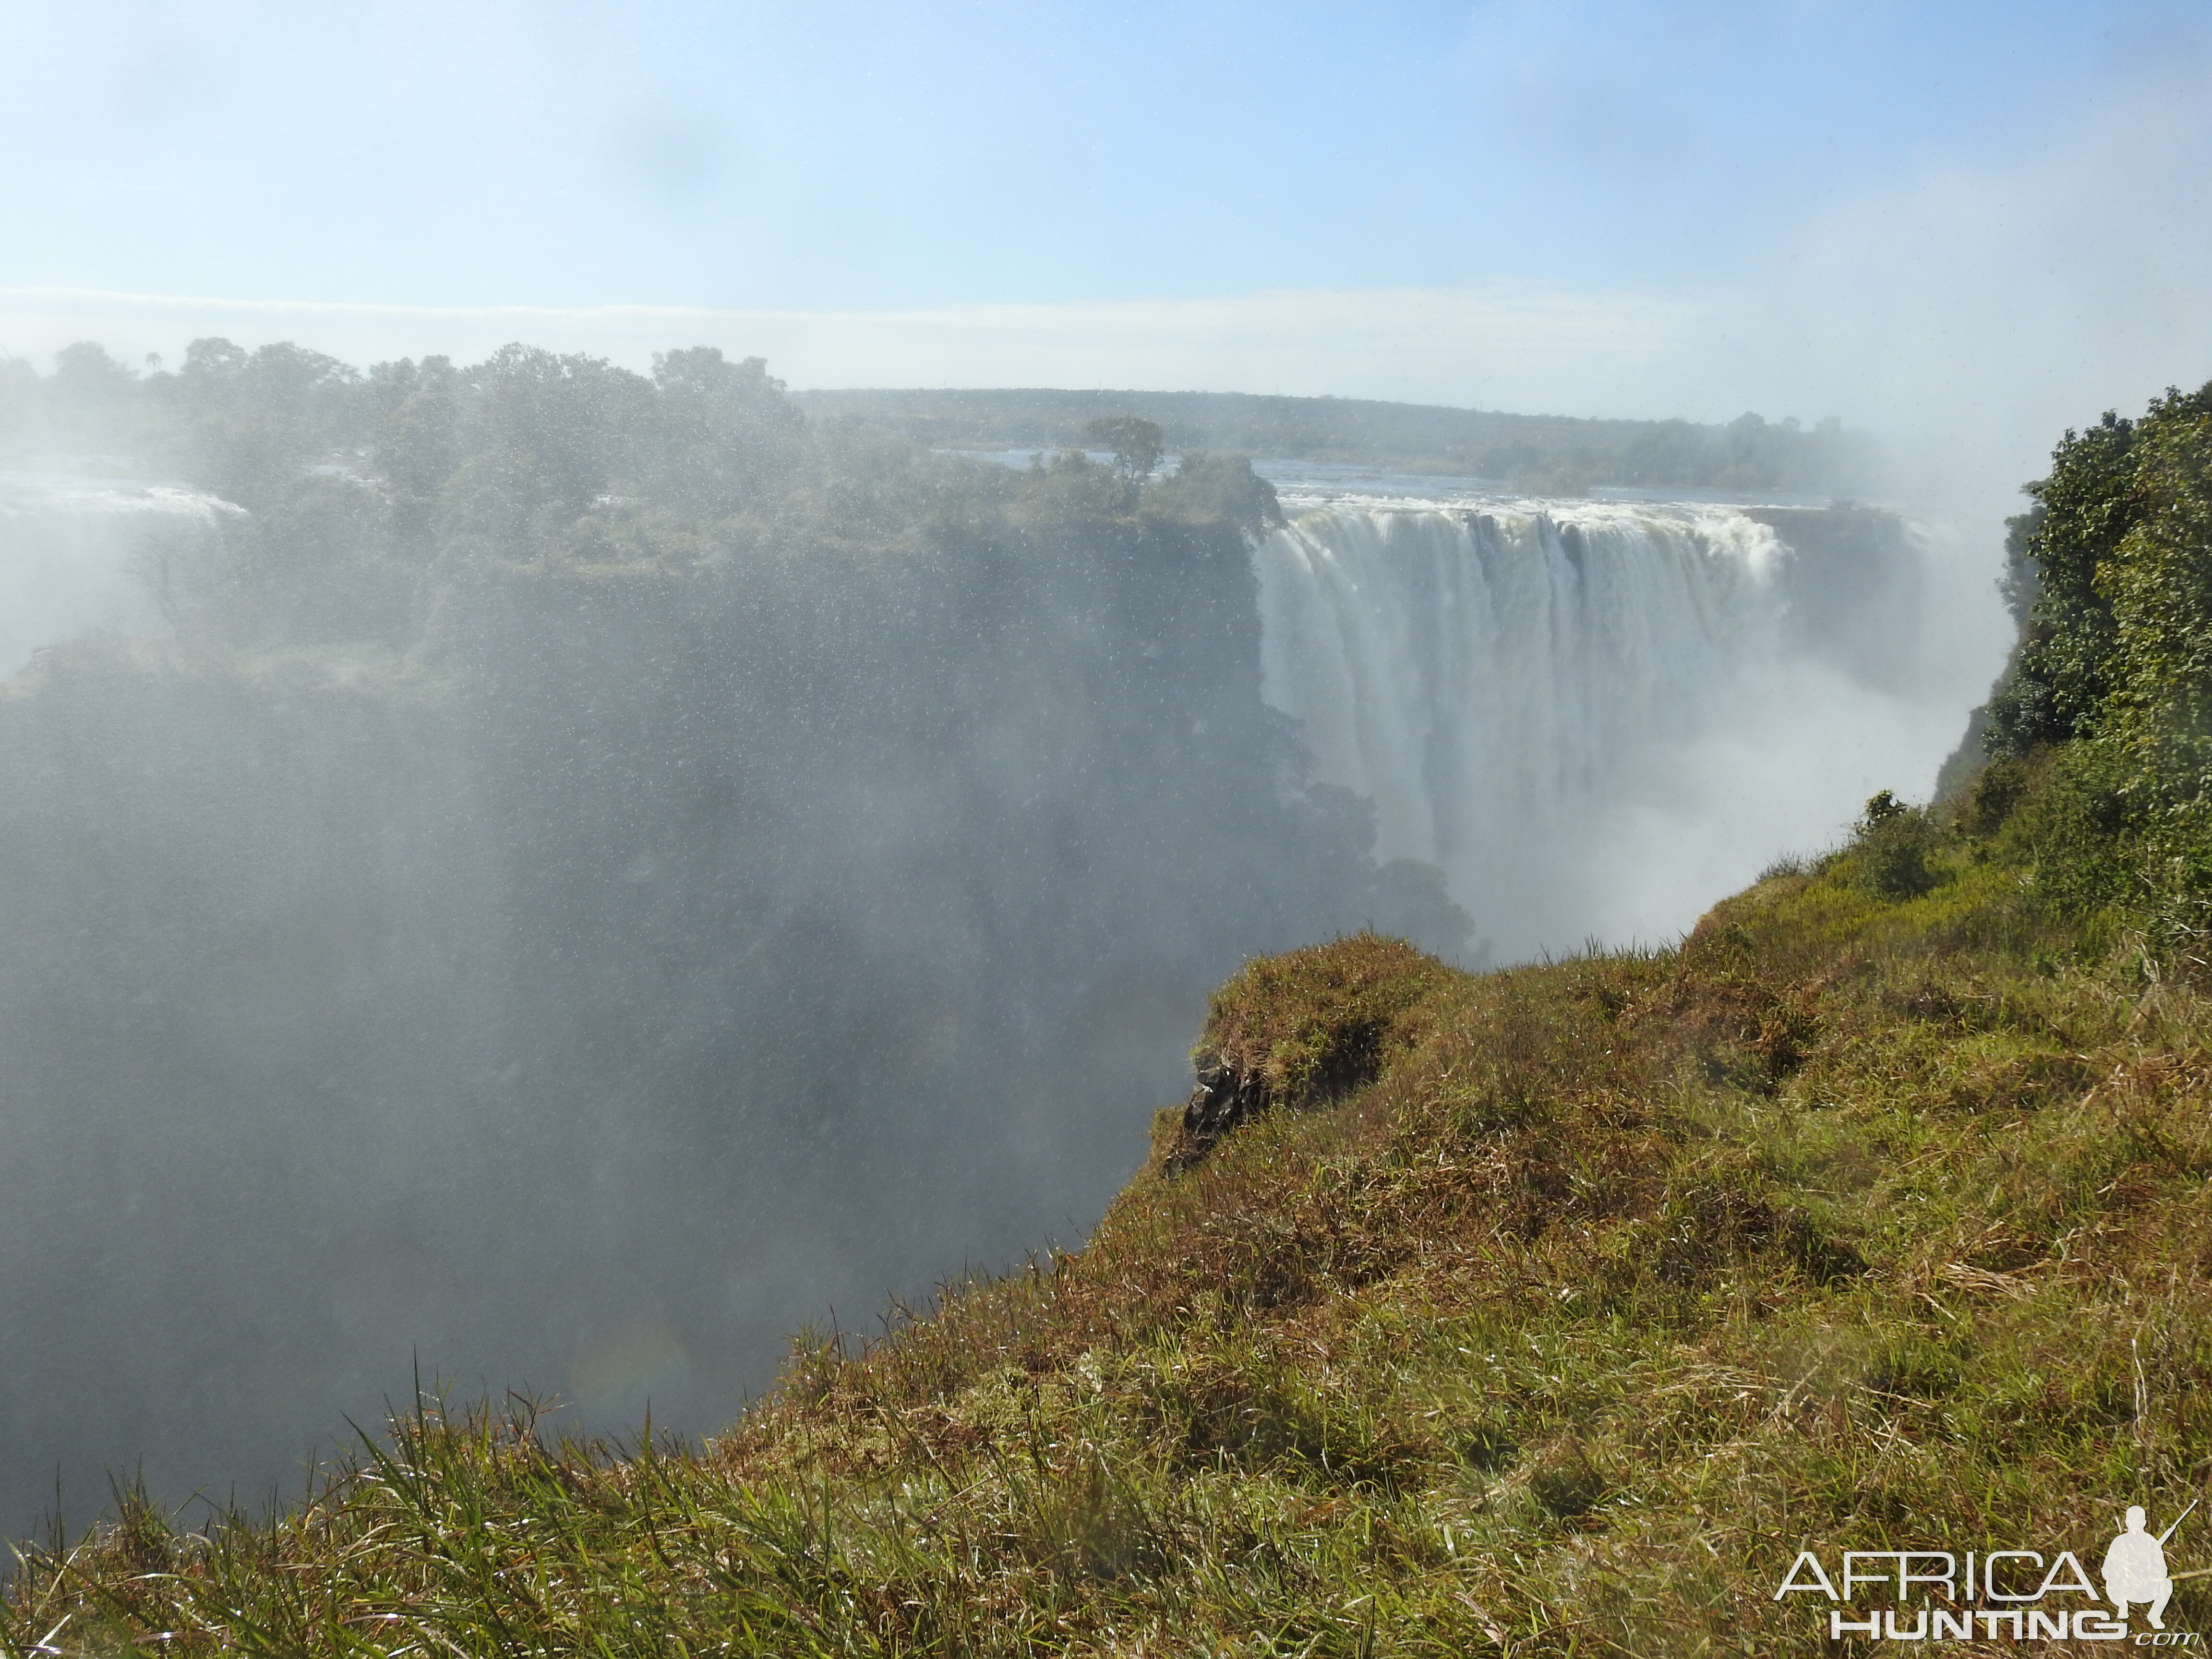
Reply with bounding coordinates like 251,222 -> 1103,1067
1254,499 -> 1976,960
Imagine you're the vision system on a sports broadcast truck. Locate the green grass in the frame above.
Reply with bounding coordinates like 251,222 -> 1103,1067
11,774 -> 2212,1655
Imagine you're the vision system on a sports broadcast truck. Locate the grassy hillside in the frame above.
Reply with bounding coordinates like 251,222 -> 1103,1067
10,753 -> 2211,1655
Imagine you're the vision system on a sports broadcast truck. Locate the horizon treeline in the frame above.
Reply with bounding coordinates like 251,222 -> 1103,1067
1,342 -> 1879,513
795,385 -> 1883,498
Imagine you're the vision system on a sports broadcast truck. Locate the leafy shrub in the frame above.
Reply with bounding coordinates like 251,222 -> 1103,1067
1855,790 -> 1939,900
1960,754 -> 2031,837
1993,741 -> 2139,914
1140,451 -> 1285,536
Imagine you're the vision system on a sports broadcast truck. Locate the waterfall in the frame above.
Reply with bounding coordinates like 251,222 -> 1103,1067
0,472 -> 227,676
1254,500 -> 1957,959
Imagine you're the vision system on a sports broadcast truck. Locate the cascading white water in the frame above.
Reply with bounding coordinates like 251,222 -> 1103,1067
1254,499 -> 1964,960
0,472 -> 226,676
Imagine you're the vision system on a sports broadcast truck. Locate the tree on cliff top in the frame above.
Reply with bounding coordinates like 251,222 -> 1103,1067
1987,382 -> 2212,770
1968,379 -> 2212,938
1085,415 -> 1164,482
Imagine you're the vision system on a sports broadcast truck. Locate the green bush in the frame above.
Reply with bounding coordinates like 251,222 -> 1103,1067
1855,790 -> 1939,899
1993,741 -> 2139,915
1959,754 -> 2030,837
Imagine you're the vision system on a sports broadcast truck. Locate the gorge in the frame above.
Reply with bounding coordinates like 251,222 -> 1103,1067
0,352 -> 1988,1545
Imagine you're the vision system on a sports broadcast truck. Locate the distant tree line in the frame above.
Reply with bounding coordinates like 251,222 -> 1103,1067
795,386 -> 1882,498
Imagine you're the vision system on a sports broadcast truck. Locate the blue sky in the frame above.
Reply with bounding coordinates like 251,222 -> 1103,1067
2,0 -> 2210,528
2,0 -> 2199,309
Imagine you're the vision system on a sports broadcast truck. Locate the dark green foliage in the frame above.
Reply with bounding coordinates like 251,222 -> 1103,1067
1858,745 -> 2146,927
1853,790 -> 1939,899
1083,414 -> 1165,482
1985,384 -> 2212,762
366,353 -> 461,553
7,339 -> 1326,659
649,346 -> 805,519
1940,508 -> 2048,795
2102,389 -> 2212,801
1013,445 -> 1139,524
1994,743 -> 2140,914
1140,451 -> 1285,537
434,344 -> 657,561
1953,380 -> 2212,952
215,474 -> 415,644
1999,500 -> 2043,630
1986,410 -> 2138,753
1959,753 -> 2029,837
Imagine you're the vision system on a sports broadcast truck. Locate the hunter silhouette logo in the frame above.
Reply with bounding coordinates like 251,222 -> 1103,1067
1774,1499 -> 2206,1643
2105,1502 -> 2192,1630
